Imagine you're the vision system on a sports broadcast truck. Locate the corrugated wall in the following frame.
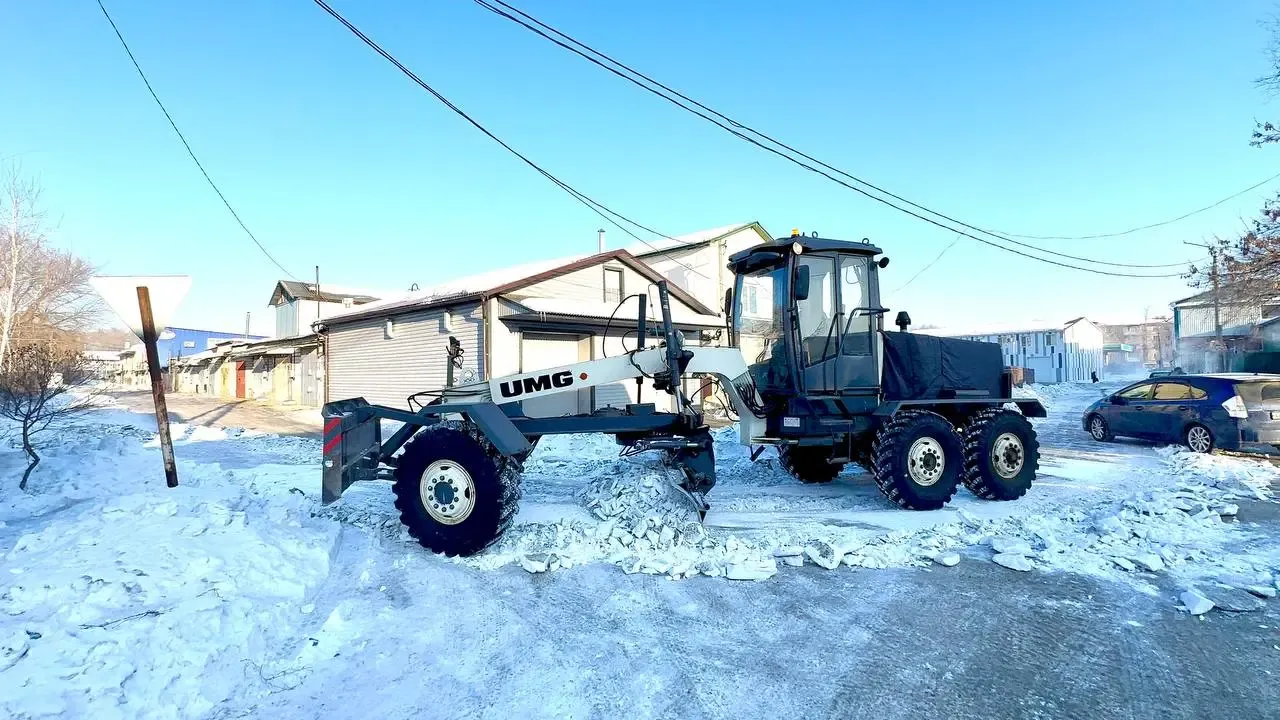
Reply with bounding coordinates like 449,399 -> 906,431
325,302 -> 484,409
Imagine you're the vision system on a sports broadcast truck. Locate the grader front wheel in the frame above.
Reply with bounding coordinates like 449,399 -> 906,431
392,424 -> 522,556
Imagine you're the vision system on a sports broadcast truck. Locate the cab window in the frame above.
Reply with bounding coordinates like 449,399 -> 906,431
1118,383 -> 1153,400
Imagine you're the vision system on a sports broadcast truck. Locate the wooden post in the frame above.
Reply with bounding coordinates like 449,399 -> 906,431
137,286 -> 179,488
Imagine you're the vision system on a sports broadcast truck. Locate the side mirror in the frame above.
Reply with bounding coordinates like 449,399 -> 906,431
1110,396 -> 1125,405
794,265 -> 810,302
878,257 -> 890,269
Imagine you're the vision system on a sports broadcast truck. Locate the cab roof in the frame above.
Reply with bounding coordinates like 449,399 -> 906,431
728,235 -> 883,274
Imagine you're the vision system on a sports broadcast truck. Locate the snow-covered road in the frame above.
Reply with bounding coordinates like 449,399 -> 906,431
3,384 -> 1280,718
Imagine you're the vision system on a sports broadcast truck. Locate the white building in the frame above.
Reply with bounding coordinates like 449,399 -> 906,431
625,222 -> 774,318
922,318 -> 1105,383
268,281 -> 401,338
316,249 -> 723,414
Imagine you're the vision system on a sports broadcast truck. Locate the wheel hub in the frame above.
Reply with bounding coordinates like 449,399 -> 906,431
991,432 -> 1025,479
420,460 -> 476,525
1188,426 -> 1211,453
907,437 -> 945,487
1091,417 -> 1105,439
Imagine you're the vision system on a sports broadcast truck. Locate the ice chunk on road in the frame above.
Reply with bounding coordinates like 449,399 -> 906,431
1203,587 -> 1266,613
726,558 -> 777,581
1132,553 -> 1165,573
990,537 -> 1033,556
933,552 -> 961,567
1180,590 -> 1215,615
805,542 -> 845,570
521,554 -> 551,573
1247,585 -> 1278,599
992,553 -> 1034,572
1111,557 -> 1136,572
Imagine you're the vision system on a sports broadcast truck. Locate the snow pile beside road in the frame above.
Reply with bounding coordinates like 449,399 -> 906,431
473,421 -> 1280,585
0,416 -> 338,718
1015,381 -> 1109,415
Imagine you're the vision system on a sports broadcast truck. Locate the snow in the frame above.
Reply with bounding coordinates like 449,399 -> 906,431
1181,589 -> 1215,615
933,552 -> 961,567
0,405 -> 338,717
992,553 -> 1034,572
4,379 -> 1280,714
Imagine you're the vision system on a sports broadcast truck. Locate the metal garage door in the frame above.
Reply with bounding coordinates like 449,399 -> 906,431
520,334 -> 582,418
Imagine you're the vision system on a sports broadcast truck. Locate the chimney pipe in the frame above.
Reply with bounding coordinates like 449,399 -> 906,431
597,228 -> 606,254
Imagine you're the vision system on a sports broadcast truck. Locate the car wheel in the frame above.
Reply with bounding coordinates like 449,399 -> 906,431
1087,414 -> 1113,442
1184,424 -> 1215,454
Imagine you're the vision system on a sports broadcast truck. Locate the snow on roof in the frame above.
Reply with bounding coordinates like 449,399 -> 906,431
273,280 -> 400,303
85,350 -> 124,361
917,318 -> 1095,338
622,223 -> 760,257
324,253 -> 591,322
514,296 -> 723,327
174,349 -> 219,364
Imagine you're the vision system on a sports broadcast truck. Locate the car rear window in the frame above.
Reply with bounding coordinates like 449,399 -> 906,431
1235,381 -> 1280,404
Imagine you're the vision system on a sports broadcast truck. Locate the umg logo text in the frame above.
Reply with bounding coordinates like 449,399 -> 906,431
498,371 -> 575,398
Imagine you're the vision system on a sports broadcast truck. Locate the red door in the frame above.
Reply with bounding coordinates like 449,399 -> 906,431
235,361 -> 246,399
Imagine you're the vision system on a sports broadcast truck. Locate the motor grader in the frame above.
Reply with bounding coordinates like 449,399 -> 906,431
322,233 -> 1045,555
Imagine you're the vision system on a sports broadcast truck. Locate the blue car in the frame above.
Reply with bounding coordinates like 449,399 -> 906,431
1083,373 -> 1280,453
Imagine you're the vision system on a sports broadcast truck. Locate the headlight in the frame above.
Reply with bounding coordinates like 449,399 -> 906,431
1222,395 -> 1248,419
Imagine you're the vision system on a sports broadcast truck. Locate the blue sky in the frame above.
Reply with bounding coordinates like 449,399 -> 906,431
4,1 -> 1279,335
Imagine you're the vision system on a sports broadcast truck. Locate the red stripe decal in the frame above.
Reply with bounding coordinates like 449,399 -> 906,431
324,417 -> 341,433
323,435 -> 342,455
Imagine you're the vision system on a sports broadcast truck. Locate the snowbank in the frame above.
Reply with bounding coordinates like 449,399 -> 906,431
0,409 -> 338,718
5,381 -> 1280,715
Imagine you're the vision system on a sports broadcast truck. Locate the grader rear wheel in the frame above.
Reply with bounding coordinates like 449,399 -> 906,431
960,408 -> 1039,501
778,445 -> 844,484
871,410 -> 963,510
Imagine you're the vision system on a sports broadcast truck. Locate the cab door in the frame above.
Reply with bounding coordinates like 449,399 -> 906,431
794,254 -> 840,394
835,254 -> 878,392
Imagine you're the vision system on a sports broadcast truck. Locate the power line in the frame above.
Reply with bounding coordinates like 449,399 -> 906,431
309,0 -> 714,282
991,170 -> 1280,240
95,0 -> 297,279
886,235 -> 962,295
471,0 -> 1196,276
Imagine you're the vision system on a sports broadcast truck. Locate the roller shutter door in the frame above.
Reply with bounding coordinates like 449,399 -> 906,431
520,334 -> 581,418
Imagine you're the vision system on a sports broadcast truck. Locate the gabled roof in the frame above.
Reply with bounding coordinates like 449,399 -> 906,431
320,250 -> 717,327
623,222 -> 772,258
268,280 -> 396,307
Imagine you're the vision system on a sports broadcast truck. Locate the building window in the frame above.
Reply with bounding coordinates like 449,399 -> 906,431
182,341 -> 196,348
443,310 -> 454,332
385,319 -> 396,339
603,268 -> 623,304
745,285 -> 759,314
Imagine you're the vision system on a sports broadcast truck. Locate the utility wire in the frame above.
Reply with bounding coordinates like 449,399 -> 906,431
471,0 -> 1197,276
96,0 -> 298,279
310,0 -> 714,282
886,235 -> 962,295
991,170 -> 1280,240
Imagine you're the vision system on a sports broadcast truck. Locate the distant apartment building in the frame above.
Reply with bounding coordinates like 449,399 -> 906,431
922,318 -> 1105,383
1099,319 -> 1173,371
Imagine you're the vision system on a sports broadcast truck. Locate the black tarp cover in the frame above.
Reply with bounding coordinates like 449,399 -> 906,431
881,332 -> 1004,401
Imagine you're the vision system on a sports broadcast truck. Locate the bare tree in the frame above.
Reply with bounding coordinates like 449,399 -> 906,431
0,344 -> 98,490
0,164 -> 102,362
